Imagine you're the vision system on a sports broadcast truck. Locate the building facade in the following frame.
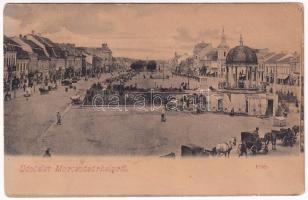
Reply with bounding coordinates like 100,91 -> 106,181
199,36 -> 279,116
3,37 -> 17,81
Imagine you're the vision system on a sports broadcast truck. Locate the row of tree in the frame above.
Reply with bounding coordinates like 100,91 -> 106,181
130,60 -> 157,71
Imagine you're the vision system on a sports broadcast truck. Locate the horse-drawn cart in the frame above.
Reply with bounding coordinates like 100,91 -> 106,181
238,132 -> 268,156
264,127 -> 297,148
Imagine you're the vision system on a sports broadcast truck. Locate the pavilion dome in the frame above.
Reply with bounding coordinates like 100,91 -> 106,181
226,45 -> 258,65
226,35 -> 258,65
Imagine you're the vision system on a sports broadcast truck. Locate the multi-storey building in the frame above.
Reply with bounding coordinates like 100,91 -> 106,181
87,43 -> 113,72
4,32 -> 87,82
4,36 -> 31,81
4,36 -> 17,82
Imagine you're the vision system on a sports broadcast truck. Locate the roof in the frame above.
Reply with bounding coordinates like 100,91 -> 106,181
22,39 -> 49,60
265,53 -> 286,64
277,54 -> 299,64
4,36 -> 29,59
226,45 -> 258,65
256,51 -> 275,60
10,36 -> 34,53
32,35 -> 54,47
4,36 -> 18,52
4,36 -> 20,47
57,44 -> 75,56
263,52 -> 276,59
217,43 -> 229,49
31,34 -> 66,58
206,50 -> 218,61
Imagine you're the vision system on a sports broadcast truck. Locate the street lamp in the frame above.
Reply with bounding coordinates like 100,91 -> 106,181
163,63 -> 165,81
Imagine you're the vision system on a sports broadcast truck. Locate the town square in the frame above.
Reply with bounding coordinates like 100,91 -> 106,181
4,4 -> 303,157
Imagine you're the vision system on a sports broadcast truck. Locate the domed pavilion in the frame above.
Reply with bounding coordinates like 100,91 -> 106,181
225,35 -> 259,89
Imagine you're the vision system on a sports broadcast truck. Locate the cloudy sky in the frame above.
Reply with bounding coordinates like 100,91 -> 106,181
4,3 -> 303,59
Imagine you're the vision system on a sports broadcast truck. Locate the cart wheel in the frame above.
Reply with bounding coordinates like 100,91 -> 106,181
264,145 -> 268,154
237,144 -> 242,156
282,136 -> 288,146
251,146 -> 257,155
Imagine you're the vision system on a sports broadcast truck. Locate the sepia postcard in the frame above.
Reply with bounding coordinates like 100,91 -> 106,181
3,3 -> 304,196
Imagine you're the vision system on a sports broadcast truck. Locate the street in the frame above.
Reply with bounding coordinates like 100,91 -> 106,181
4,75 -> 111,155
4,74 -> 300,156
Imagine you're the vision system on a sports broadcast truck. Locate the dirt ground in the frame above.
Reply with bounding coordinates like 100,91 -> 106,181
41,107 -> 300,156
4,73 -> 301,157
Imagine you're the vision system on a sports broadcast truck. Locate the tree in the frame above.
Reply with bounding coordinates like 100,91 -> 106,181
130,60 -> 146,71
147,60 -> 157,71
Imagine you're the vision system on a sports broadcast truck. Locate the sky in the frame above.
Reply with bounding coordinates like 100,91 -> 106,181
3,3 -> 303,59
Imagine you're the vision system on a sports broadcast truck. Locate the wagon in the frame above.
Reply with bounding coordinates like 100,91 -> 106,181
238,132 -> 268,156
271,127 -> 296,146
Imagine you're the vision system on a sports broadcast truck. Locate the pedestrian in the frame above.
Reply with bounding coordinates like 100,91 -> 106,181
57,112 -> 62,125
254,127 -> 259,137
43,148 -> 51,157
161,107 -> 166,122
230,107 -> 235,116
23,83 -> 26,92
33,81 -> 36,93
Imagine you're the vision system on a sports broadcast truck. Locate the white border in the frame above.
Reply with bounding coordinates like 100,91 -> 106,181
0,0 -> 306,200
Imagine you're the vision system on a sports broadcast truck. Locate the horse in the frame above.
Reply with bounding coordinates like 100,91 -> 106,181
292,125 -> 300,137
213,137 -> 236,157
279,128 -> 297,146
264,126 -> 297,148
264,132 -> 277,150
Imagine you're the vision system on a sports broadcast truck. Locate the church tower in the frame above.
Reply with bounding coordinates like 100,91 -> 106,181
217,27 -> 229,61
